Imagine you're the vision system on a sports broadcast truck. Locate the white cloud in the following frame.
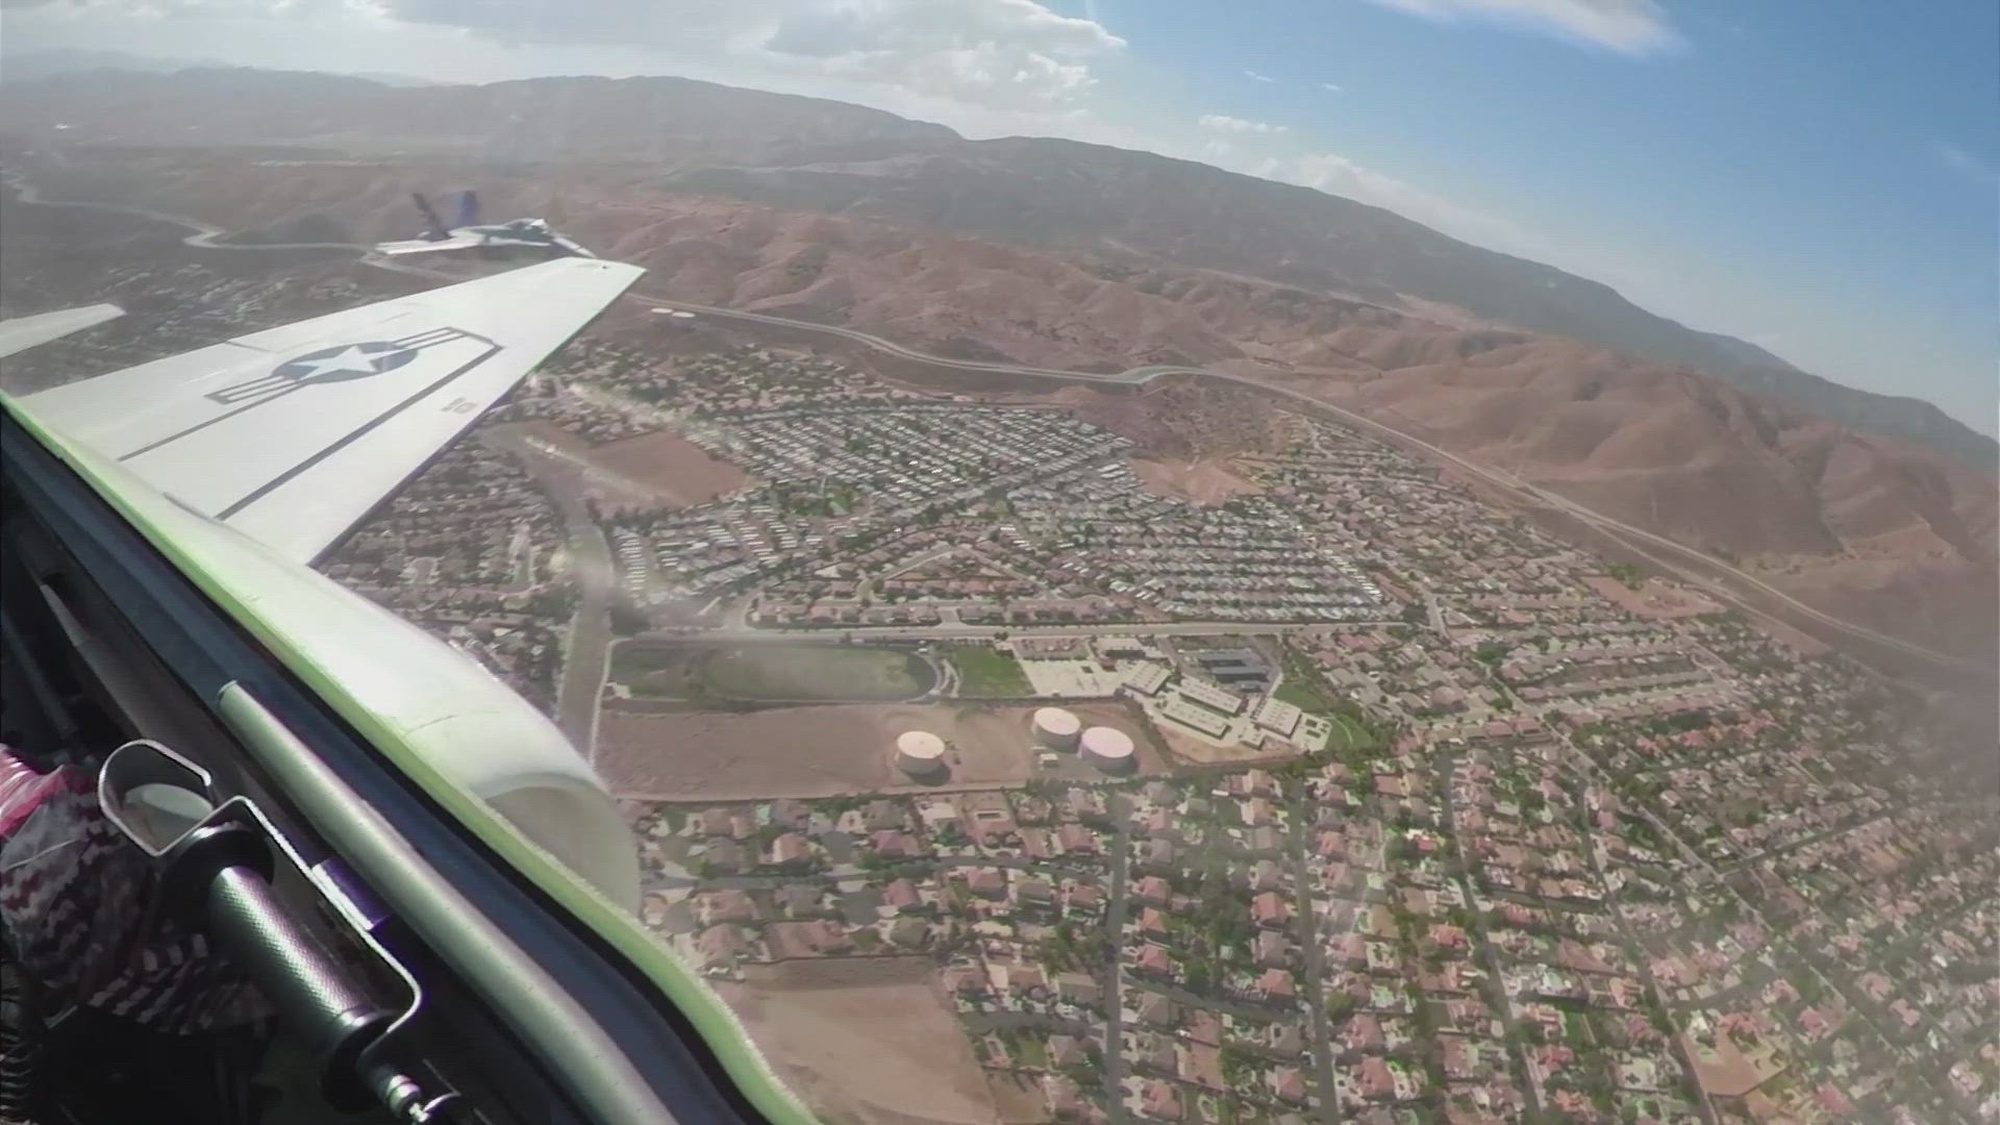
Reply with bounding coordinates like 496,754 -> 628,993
1198,113 -> 1287,135
1320,81 -> 1342,92
1362,0 -> 1679,55
740,0 -> 1128,108
1936,142 -> 2000,188
15,0 -> 1130,112
1243,68 -> 1274,82
1272,150 -> 1546,257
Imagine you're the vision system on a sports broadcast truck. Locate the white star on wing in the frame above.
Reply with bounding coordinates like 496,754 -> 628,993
289,346 -> 384,380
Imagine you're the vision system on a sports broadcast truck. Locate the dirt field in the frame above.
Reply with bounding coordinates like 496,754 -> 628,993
596,700 -> 1157,800
588,429 -> 751,508
985,1072 -> 1049,1124
611,641 -> 936,702
506,421 -> 749,514
1129,457 -> 1264,506
1683,1032 -> 1784,1098
718,958 -> 999,1125
1582,575 -> 1724,620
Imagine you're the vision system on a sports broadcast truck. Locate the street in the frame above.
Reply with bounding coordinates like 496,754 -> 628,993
479,425 -> 619,753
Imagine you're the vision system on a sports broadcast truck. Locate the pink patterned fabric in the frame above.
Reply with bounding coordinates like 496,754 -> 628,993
0,746 -> 263,1032
0,750 -> 72,838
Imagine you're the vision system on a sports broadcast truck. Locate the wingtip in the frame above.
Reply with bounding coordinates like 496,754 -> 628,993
0,302 -> 127,359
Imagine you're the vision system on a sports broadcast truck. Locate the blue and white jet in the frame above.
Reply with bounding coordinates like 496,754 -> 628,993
376,189 -> 595,258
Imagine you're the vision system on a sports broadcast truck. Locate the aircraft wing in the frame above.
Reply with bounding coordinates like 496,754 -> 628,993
552,234 -> 599,259
0,303 -> 124,358
14,258 -> 642,563
376,232 -> 484,255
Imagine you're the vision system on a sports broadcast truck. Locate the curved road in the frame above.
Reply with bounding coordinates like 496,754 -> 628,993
7,169 -> 1986,681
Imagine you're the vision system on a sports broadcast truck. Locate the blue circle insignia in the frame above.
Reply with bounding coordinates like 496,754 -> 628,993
273,341 -> 419,384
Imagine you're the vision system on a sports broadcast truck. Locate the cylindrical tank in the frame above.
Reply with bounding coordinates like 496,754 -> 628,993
1032,706 -> 1082,750
896,730 -> 948,778
1079,726 -> 1135,772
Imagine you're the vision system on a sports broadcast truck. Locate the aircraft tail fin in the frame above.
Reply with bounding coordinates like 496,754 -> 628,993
0,304 -> 123,359
412,191 -> 449,240
457,189 -> 480,229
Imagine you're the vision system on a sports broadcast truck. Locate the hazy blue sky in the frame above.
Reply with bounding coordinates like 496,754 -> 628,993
6,0 -> 1996,433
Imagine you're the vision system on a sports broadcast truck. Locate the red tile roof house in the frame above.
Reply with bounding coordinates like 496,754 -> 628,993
1357,1057 -> 1396,1100
1267,1066 -> 1309,1104
767,832 -> 813,866
882,878 -> 923,912
1258,968 -> 1296,1000
1252,892 -> 1292,928
1427,924 -> 1469,953
1133,944 -> 1176,980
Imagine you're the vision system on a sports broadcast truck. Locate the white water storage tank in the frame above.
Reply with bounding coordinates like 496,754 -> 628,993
896,730 -> 948,778
1079,726 -> 1135,773
1032,706 -> 1083,750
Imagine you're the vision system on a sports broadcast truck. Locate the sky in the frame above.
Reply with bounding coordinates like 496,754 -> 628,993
5,0 -> 1997,434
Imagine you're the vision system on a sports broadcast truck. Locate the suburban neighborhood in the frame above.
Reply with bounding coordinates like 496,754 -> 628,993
12,265 -> 1990,1125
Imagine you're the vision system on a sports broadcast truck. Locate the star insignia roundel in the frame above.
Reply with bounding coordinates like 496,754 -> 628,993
273,341 -> 420,385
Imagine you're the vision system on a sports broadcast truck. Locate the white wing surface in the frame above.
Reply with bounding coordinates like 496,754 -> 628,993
0,303 -> 124,358
376,233 -> 485,256
17,258 -> 642,563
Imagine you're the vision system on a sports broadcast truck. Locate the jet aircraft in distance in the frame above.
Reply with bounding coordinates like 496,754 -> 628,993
376,189 -> 596,258
0,261 -> 807,1125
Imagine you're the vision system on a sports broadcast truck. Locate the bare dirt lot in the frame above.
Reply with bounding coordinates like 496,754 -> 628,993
985,1072 -> 1048,1124
1683,1031 -> 1784,1099
717,958 -> 999,1125
596,700 -> 1160,800
509,420 -> 750,513
587,429 -> 751,507
1129,456 -> 1264,506
1582,575 -> 1724,620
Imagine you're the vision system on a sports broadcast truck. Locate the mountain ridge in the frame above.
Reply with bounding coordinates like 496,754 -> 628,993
0,68 -> 1992,662
5,157 -> 1996,665
1,64 -> 1986,470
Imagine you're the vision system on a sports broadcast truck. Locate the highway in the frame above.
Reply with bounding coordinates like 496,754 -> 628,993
633,620 -> 1373,645
635,296 -> 1170,385
661,302 -> 1980,673
538,263 -> 1982,677
9,168 -> 1986,683
635,297 -> 1988,679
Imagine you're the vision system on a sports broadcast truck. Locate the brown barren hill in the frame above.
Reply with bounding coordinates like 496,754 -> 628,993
1052,378 -> 1305,460
9,66 -> 1995,470
1306,343 -> 1997,659
11,145 -> 1994,662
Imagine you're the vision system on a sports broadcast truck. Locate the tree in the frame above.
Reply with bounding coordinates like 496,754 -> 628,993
1605,562 -> 1644,589
1184,962 -> 1213,994
1325,991 -> 1357,1024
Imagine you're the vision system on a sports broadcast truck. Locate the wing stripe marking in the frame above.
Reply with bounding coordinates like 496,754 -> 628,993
115,328 -> 498,463
119,393 -> 297,462
213,341 -> 504,521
